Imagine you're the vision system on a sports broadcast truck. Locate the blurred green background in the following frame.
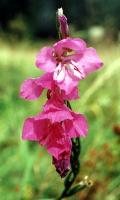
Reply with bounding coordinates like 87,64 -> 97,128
0,0 -> 120,200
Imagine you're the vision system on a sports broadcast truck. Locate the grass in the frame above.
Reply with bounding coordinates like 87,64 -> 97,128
0,38 -> 120,200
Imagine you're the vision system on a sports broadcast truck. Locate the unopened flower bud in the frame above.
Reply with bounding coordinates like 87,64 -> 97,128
84,175 -> 93,187
78,176 -> 93,188
58,8 -> 63,16
57,7 -> 69,39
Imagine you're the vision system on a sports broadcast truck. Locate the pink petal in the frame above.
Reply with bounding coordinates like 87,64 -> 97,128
78,47 -> 103,76
69,63 -> 83,79
58,69 -> 79,95
41,98 -> 73,123
64,112 -> 88,138
20,73 -> 53,100
52,149 -> 71,177
62,87 -> 79,100
20,78 -> 43,100
40,123 -> 71,159
54,38 -> 86,56
22,118 -> 36,140
53,157 -> 70,178
22,115 -> 64,159
22,100 -> 73,159
58,13 -> 69,39
53,64 -> 66,83
35,47 -> 56,72
39,72 -> 53,89
22,117 -> 49,141
40,109 -> 73,123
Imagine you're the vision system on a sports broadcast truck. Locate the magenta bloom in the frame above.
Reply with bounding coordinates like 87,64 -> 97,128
36,38 -> 103,95
20,73 -> 79,101
20,73 -> 52,100
22,95 -> 88,177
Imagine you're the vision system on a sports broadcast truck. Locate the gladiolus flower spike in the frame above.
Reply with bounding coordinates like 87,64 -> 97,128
20,7 -> 103,195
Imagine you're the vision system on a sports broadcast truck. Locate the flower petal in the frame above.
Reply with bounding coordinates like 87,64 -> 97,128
78,47 -> 103,76
53,63 -> 66,83
62,87 -> 79,100
20,78 -> 43,100
39,123 -> 71,159
22,117 -> 65,159
41,98 -> 73,123
69,63 -> 84,79
22,118 -> 36,140
22,117 -> 49,141
20,73 -> 53,100
35,47 -> 56,72
57,69 -> 79,95
64,112 -> 88,138
52,147 -> 71,178
54,38 -> 86,56
39,72 -> 53,89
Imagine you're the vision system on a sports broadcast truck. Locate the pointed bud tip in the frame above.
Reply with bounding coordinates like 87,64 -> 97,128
58,7 -> 63,16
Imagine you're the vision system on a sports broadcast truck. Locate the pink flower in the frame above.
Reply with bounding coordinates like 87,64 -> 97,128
20,7 -> 104,179
52,151 -> 71,178
36,38 -> 103,95
20,73 -> 52,100
22,96 -> 88,177
20,73 -> 79,101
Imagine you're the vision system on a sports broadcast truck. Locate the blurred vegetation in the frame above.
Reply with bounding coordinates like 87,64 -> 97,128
0,0 -> 120,39
0,36 -> 120,199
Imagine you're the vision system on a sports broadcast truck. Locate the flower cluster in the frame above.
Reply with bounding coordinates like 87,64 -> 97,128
20,9 -> 103,177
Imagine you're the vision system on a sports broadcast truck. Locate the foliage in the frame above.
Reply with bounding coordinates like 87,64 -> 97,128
0,39 -> 120,199
0,0 -> 120,38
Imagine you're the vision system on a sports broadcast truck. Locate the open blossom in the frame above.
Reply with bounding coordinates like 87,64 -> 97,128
20,38 -> 103,101
20,73 -> 53,100
36,38 -> 103,95
22,93 -> 88,177
20,73 -> 79,101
